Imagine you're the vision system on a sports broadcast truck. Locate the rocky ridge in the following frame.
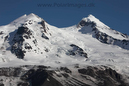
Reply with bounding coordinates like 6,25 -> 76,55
0,65 -> 128,86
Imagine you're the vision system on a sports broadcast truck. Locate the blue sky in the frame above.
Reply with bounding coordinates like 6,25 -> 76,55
0,0 -> 129,35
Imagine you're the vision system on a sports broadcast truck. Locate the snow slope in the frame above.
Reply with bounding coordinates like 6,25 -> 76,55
79,14 -> 129,40
0,13 -> 129,78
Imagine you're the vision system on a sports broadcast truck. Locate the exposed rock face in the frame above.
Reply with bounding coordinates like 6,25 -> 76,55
42,33 -> 49,40
78,20 -> 129,50
79,20 -> 96,28
41,21 -> 46,30
60,67 -> 72,73
0,31 -> 3,35
11,26 -> 33,59
10,22 -> 50,59
67,44 -> 88,58
78,66 -> 128,86
21,69 -> 48,86
4,35 -> 8,42
40,21 -> 50,40
93,28 -> 129,50
0,65 -> 128,86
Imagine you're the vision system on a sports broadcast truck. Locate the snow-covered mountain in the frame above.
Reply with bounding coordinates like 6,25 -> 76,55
77,15 -> 129,50
0,13 -> 129,86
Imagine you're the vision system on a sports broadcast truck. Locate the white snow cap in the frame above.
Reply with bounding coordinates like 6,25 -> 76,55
82,14 -> 108,27
10,13 -> 43,27
27,13 -> 40,19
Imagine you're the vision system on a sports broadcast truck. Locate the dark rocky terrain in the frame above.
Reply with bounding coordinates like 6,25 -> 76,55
0,65 -> 128,86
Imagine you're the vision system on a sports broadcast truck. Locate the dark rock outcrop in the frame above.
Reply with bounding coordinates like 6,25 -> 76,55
0,65 -> 128,86
21,69 -> 48,86
78,66 -> 128,86
40,21 -> 50,40
4,35 -> 8,42
10,26 -> 33,59
42,33 -> 49,40
67,44 -> 88,58
60,67 -> 72,73
78,20 -> 96,28
0,31 -> 3,35
40,21 -> 49,33
41,21 -> 46,30
93,29 -> 129,50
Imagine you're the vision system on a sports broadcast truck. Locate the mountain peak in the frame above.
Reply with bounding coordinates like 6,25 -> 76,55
27,13 -> 40,19
28,13 -> 36,16
81,14 -> 107,28
77,14 -> 104,28
81,14 -> 97,22
10,13 -> 43,27
87,14 -> 96,19
77,14 -> 129,43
